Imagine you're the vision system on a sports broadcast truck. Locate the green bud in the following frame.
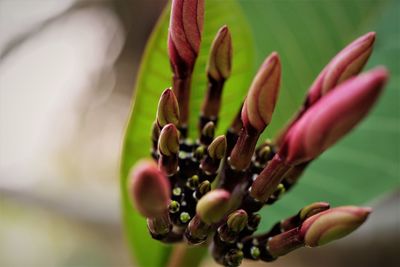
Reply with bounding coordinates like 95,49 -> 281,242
223,249 -> 243,267
186,175 -> 199,190
157,88 -> 180,127
180,212 -> 191,224
194,145 -> 206,160
227,209 -> 248,232
208,135 -> 227,160
169,200 -> 180,214
158,124 -> 179,156
207,25 -> 232,81
147,213 -> 172,236
197,180 -> 211,197
196,189 -> 231,224
173,186 -> 182,196
202,121 -> 215,139
299,202 -> 330,221
250,246 -> 260,260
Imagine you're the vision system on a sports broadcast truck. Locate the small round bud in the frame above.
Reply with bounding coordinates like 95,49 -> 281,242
180,212 -> 191,224
169,200 -> 180,214
224,249 -> 244,267
196,189 -> 231,224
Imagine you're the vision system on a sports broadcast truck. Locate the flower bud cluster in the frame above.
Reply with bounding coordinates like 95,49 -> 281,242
127,1 -> 388,266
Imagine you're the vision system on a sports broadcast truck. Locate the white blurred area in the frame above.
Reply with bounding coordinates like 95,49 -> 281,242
0,0 -> 163,266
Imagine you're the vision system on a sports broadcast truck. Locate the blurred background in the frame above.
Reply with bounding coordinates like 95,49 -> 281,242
0,0 -> 398,267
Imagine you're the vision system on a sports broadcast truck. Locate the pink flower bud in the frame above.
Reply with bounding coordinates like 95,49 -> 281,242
307,32 -> 376,106
168,0 -> 204,77
242,52 -> 281,132
300,206 -> 371,247
275,32 -> 376,147
128,160 -> 171,218
280,67 -> 388,166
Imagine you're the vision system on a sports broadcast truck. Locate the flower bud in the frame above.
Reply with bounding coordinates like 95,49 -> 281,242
207,25 -> 232,81
250,154 -> 291,202
128,160 -> 170,218
185,215 -> 211,244
298,202 -> 330,221
307,32 -> 376,106
208,135 -> 227,160
200,121 -> 216,145
280,67 -> 388,166
158,124 -> 179,156
195,180 -> 211,199
168,0 -> 204,77
227,209 -> 248,232
275,32 -> 376,147
280,202 -> 330,232
147,213 -> 172,237
157,88 -> 180,128
196,189 -> 231,224
223,249 -> 244,267
242,52 -> 281,132
300,206 -> 371,247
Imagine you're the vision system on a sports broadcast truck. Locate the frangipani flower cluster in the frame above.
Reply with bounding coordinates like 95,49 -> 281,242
128,0 -> 388,266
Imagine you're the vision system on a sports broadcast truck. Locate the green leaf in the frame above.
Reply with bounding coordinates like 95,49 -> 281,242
238,0 -> 399,230
120,1 -> 254,266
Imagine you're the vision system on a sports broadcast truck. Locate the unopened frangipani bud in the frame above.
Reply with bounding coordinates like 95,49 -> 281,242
307,32 -> 376,106
157,88 -> 180,127
200,121 -> 216,145
196,189 -> 231,224
128,160 -> 170,218
196,180 -> 211,198
242,52 -> 281,132
158,124 -> 179,156
280,202 -> 330,232
207,25 -> 232,81
276,32 -> 376,147
208,135 -> 227,160
300,206 -> 371,247
147,213 -> 172,237
224,249 -> 244,267
158,123 -> 180,175
168,0 -> 204,77
227,209 -> 248,232
281,67 -> 388,166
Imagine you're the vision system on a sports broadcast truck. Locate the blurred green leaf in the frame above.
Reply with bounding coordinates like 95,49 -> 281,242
238,0 -> 399,230
120,1 -> 254,266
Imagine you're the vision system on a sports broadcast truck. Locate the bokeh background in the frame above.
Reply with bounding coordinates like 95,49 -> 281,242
0,0 -> 398,267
